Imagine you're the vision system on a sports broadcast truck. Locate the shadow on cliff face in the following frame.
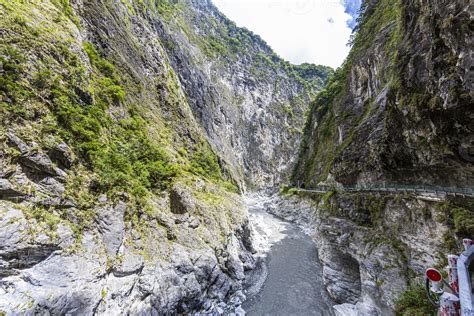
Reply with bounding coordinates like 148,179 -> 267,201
323,248 -> 362,304
0,246 -> 60,277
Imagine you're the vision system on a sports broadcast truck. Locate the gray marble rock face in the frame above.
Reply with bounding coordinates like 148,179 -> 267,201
265,193 -> 454,315
1,0 -> 469,314
1,125 -> 254,313
0,105 -> 253,314
0,195 -> 255,314
151,1 -> 331,190
295,0 -> 473,188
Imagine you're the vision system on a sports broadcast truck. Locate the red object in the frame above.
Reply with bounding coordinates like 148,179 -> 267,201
439,292 -> 460,316
448,255 -> 459,294
426,268 -> 443,282
463,238 -> 473,250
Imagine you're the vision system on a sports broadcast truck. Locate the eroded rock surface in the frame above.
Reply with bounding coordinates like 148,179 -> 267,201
265,192 -> 470,315
153,1 -> 332,188
295,0 -> 473,187
0,0 -> 262,313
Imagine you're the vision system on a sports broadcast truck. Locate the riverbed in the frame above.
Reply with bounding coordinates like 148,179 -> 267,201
243,195 -> 334,315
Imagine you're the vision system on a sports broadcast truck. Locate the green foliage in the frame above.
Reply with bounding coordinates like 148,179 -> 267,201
29,205 -> 62,230
189,142 -> 222,180
120,0 -> 136,14
83,43 -> 120,82
281,103 -> 295,118
313,65 -> 350,116
200,35 -> 229,58
0,47 -> 32,118
153,0 -> 181,20
452,207 -> 474,237
291,63 -> 334,83
295,64 -> 349,183
222,180 -> 239,194
0,0 -> 238,249
349,0 -> 401,59
50,0 -> 80,26
376,279 -> 384,288
395,283 -> 436,316
91,116 -> 179,197
279,186 -> 290,194
322,190 -> 335,206
256,52 -> 278,69
442,231 -> 458,252
366,194 -> 387,225
227,36 -> 240,50
152,0 -> 331,95
52,42 -> 179,199
2,38 -> 181,202
161,38 -> 177,51
96,77 -> 126,104
7,13 -> 40,36
11,14 -> 27,27
294,0 -> 403,185
436,202 -> 474,238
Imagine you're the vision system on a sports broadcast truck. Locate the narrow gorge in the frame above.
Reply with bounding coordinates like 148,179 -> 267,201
0,0 -> 472,315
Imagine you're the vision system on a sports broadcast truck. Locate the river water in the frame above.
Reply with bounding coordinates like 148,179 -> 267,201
242,195 -> 335,315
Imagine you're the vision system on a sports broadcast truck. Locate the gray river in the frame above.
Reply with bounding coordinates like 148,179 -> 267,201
242,195 -> 335,316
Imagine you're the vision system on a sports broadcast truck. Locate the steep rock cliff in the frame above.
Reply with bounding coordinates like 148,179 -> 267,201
0,0 -> 261,313
268,190 -> 473,315
151,0 -> 332,189
283,0 -> 473,314
295,0 -> 473,187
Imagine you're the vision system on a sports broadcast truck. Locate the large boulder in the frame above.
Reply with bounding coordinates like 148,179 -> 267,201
170,184 -> 196,214
0,179 -> 26,201
6,132 -> 29,154
48,142 -> 74,170
96,201 -> 126,257
20,152 -> 63,177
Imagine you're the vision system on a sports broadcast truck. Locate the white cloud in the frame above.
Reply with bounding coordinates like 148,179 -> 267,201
213,0 -> 353,68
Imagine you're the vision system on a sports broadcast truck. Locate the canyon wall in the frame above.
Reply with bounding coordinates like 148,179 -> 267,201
268,191 -> 473,315
285,0 -> 473,314
152,0 -> 332,189
0,0 -> 330,313
295,0 -> 473,188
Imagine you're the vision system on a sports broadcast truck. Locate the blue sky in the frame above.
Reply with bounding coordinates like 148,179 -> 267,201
343,0 -> 362,28
214,0 -> 362,68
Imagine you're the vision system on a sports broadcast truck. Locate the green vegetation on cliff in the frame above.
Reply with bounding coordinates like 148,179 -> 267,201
436,201 -> 474,250
144,0 -> 334,187
394,283 -> 435,316
0,0 -> 235,234
294,0 -> 472,187
295,0 -> 402,184
152,0 -> 333,95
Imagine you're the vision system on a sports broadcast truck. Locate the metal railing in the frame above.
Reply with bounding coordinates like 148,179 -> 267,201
457,243 -> 474,315
292,183 -> 474,198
